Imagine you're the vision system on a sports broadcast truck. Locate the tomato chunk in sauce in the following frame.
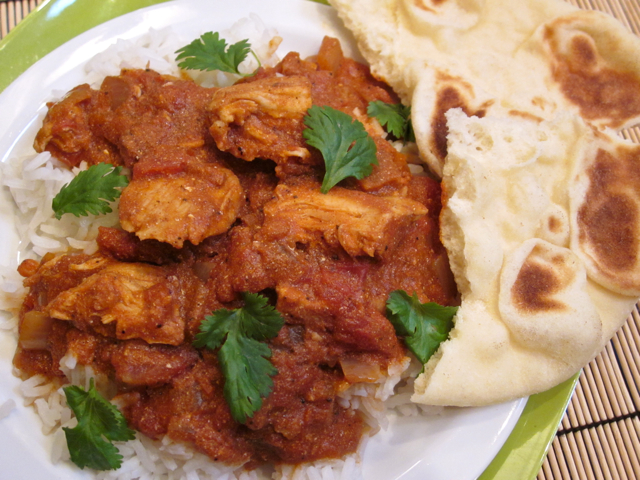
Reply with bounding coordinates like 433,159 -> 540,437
15,37 -> 458,468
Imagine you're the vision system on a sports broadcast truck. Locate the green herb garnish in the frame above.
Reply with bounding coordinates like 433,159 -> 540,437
193,292 -> 285,424
175,32 -> 260,76
386,290 -> 458,365
303,105 -> 378,193
367,101 -> 415,142
52,163 -> 129,220
62,378 -> 136,471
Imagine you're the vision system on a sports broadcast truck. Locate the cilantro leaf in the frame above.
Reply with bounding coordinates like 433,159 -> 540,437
386,290 -> 458,365
52,163 -> 129,220
220,332 -> 278,423
63,378 -> 136,471
175,32 -> 258,75
367,101 -> 415,142
303,105 -> 378,194
193,292 -> 285,423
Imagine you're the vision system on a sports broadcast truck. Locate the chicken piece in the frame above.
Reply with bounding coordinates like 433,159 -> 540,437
355,112 -> 413,193
33,84 -> 119,168
93,70 -> 216,168
110,340 -> 199,387
261,184 -> 428,257
34,69 -> 217,169
46,261 -> 196,345
119,162 -> 244,248
20,253 -> 113,307
274,38 -> 412,192
209,75 -> 313,163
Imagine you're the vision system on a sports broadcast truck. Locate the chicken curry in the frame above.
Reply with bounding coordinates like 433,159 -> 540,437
14,37 -> 458,467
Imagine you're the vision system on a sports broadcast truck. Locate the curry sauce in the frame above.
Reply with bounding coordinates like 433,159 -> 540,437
14,37 -> 458,467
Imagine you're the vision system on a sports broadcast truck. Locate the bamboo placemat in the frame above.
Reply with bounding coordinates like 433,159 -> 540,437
2,0 -> 640,479
0,0 -> 42,38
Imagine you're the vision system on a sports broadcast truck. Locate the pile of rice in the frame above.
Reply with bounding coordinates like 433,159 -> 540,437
0,15 -> 442,480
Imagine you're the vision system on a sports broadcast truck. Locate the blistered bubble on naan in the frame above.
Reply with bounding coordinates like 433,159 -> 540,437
498,239 -> 602,363
533,11 -> 640,130
570,136 -> 640,297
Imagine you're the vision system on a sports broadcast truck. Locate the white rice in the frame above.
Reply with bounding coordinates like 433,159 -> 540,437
0,398 -> 16,420
17,352 -> 407,480
0,154 -> 119,334
81,14 -> 282,89
0,16 -> 443,480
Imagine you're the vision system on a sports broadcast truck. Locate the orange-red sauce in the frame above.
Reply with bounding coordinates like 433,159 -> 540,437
15,37 -> 458,467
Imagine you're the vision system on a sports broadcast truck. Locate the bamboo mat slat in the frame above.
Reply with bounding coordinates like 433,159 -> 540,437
2,1 -> 640,479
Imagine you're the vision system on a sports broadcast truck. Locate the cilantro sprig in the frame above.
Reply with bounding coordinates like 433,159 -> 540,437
367,101 -> 415,142
63,378 -> 136,471
386,290 -> 458,365
193,292 -> 285,424
52,163 -> 129,220
303,105 -> 378,193
175,32 -> 260,76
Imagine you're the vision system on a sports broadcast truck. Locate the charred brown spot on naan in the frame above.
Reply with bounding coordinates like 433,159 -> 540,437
536,203 -> 571,248
411,69 -> 495,177
511,248 -> 571,313
508,110 -> 544,123
570,35 -> 596,66
579,193 -> 636,271
548,216 -> 562,234
574,146 -> 640,294
543,15 -> 640,129
414,0 -> 436,12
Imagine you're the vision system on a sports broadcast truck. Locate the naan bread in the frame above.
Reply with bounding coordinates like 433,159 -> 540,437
413,110 -> 638,405
330,0 -> 640,176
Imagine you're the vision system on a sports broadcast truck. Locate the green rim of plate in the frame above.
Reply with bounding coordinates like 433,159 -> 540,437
0,1 -> 576,478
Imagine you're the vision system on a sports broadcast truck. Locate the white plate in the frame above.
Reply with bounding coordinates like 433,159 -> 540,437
0,1 -> 527,479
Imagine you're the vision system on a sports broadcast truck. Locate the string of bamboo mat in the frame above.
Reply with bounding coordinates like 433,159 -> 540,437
2,0 -> 640,479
